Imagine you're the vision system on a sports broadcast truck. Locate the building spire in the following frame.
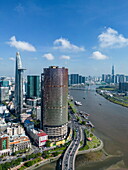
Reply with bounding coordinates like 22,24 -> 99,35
16,52 -> 22,69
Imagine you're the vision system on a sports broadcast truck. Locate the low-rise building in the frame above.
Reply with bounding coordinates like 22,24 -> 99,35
6,123 -> 25,136
0,123 -> 31,155
7,101 -> 15,110
24,119 -> 47,147
0,87 -> 9,102
26,98 -> 41,107
0,118 -> 7,131
10,135 -> 31,153
119,82 -> 128,92
0,134 -> 11,156
35,106 -> 41,121
20,113 -> 31,123
27,128 -> 48,147
0,105 -> 7,114
24,119 -> 34,130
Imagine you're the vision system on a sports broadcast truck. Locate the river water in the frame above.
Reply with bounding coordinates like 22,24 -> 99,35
37,86 -> 128,170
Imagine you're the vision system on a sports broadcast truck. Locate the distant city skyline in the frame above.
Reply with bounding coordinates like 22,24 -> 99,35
1,0 -> 128,76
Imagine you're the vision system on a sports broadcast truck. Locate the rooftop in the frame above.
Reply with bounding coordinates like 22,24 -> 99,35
24,119 -> 34,124
30,128 -> 47,137
10,135 -> 30,145
50,66 -> 58,69
37,132 -> 47,137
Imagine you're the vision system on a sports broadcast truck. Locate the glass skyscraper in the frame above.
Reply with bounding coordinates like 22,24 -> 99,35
27,75 -> 40,99
112,65 -> 115,83
15,52 -> 25,116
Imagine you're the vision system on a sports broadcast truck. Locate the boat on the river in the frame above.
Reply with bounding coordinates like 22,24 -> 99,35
79,111 -> 90,117
86,121 -> 95,128
74,101 -> 82,106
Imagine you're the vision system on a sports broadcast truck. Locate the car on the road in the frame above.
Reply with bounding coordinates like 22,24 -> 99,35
2,159 -> 6,161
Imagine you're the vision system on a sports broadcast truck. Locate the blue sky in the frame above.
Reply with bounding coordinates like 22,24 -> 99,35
1,0 -> 128,76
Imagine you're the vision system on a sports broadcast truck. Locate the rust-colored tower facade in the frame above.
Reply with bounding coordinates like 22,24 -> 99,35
41,66 -> 68,141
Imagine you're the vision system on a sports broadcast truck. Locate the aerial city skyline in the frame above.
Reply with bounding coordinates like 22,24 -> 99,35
1,51 -> 128,170
1,1 -> 128,170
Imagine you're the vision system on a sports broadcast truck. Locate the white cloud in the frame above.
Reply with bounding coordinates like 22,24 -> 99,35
9,57 -> 15,61
53,38 -> 85,51
7,36 -> 36,52
0,58 -> 3,60
43,53 -> 54,60
60,55 -> 71,60
90,51 -> 108,60
98,27 -> 128,48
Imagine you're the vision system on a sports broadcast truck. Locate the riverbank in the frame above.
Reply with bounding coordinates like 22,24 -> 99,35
76,150 -> 108,165
69,88 -> 128,169
96,85 -> 128,108
29,155 -> 60,170
32,126 -> 124,169
96,90 -> 128,108
32,147 -> 108,170
75,150 -> 123,170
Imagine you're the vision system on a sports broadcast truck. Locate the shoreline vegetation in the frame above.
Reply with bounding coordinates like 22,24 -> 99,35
68,100 -> 104,152
96,88 -> 128,108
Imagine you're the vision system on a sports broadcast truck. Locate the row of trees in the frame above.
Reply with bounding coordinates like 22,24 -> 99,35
42,151 -> 62,159
12,149 -> 29,156
25,152 -> 42,161
0,152 -> 42,170
24,157 -> 42,167
0,158 -> 23,170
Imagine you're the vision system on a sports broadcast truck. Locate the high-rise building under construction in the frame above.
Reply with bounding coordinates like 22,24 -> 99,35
41,66 -> 68,141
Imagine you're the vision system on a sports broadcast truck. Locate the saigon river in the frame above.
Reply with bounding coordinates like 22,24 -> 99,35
36,86 -> 128,170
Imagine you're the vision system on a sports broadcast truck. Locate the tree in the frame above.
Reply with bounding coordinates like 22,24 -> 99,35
24,161 -> 33,167
46,140 -> 51,147
10,160 -> 16,168
37,153 -> 42,157
17,158 -> 23,162
4,162 -> 11,169
0,165 -> 2,170
53,152 -> 59,157
25,155 -> 30,160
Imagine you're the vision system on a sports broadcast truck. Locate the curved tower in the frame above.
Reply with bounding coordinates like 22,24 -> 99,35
15,52 -> 25,117
41,66 -> 68,141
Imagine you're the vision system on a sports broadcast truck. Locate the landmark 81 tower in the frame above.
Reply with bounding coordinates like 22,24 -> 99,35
41,66 -> 68,141
112,65 -> 115,83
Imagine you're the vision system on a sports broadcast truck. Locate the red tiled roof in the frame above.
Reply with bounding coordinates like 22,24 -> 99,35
37,132 -> 47,137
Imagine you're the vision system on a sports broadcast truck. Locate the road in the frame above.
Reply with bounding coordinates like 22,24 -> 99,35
62,112 -> 82,170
